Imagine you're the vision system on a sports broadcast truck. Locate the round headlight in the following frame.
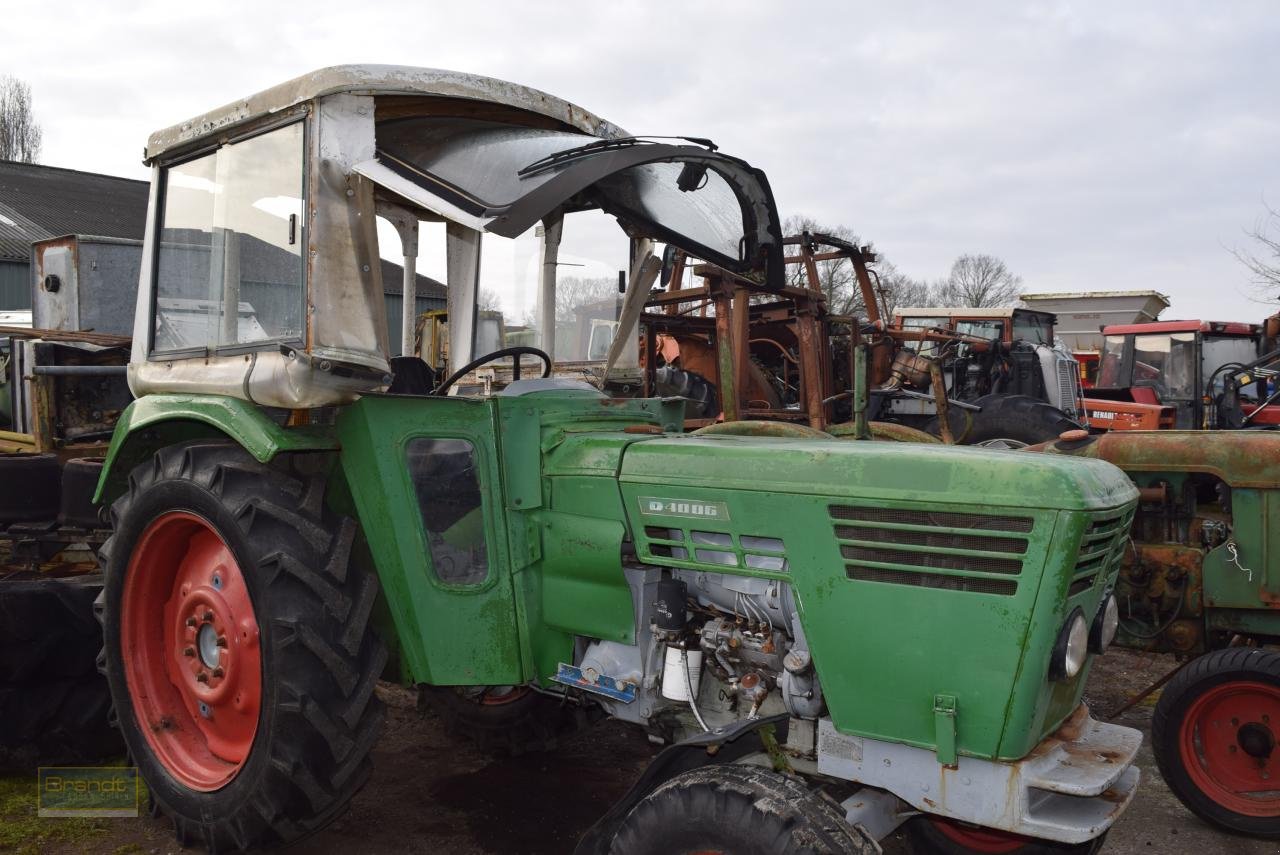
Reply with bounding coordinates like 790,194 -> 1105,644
1051,609 -> 1089,681
1090,595 -> 1120,653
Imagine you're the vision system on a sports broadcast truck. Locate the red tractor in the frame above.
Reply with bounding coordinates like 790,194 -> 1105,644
1084,318 -> 1280,430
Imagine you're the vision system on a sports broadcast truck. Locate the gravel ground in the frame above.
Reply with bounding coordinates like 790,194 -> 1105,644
11,648 -> 1277,855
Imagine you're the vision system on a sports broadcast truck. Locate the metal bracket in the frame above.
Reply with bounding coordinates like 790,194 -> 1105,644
934,694 -> 958,767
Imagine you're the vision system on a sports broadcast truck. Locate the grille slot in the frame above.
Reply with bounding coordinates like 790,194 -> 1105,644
847,565 -> 1017,596
1075,511 -> 1131,578
1068,575 -> 1096,598
839,544 -> 1023,575
830,505 -> 1033,533
835,525 -> 1027,555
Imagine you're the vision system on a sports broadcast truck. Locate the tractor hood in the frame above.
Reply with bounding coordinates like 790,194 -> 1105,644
619,434 -> 1138,512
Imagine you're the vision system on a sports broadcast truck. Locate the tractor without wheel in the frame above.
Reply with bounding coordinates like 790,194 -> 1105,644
93,66 -> 1141,853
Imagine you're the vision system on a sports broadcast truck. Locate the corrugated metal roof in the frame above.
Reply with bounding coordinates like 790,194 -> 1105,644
0,160 -> 148,261
379,259 -> 446,300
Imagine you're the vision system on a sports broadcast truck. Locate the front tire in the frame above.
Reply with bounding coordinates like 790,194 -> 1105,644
610,764 -> 876,854
1152,647 -> 1280,837
99,440 -> 386,851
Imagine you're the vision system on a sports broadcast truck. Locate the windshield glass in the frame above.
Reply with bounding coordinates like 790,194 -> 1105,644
371,117 -> 775,278
1012,312 -> 1052,344
1202,335 -> 1260,391
1098,335 -> 1127,386
955,319 -> 1005,341
1133,332 -> 1197,399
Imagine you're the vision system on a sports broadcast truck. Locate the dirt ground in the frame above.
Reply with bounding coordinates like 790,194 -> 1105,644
7,648 -> 1279,855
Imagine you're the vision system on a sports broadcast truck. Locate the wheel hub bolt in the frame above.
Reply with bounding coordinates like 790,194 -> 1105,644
202,610 -> 214,623
212,667 -> 224,678
185,617 -> 197,628
196,672 -> 209,683
182,647 -> 195,658
215,636 -> 228,648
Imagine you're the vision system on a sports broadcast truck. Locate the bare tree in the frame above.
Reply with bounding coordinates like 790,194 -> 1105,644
477,288 -> 504,313
554,275 -> 618,323
874,259 -> 933,318
934,254 -> 1022,308
1231,202 -> 1280,295
0,76 -> 42,163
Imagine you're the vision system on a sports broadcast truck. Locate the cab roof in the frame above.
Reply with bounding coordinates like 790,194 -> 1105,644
893,307 -> 1050,320
1103,320 -> 1260,336
146,64 -> 625,162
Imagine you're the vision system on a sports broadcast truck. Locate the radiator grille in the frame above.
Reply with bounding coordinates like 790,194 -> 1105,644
1055,353 -> 1078,416
1069,509 -> 1133,595
832,504 -> 1033,597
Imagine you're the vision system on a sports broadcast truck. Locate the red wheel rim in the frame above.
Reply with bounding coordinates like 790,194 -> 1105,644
1179,680 -> 1280,816
121,512 -> 262,791
478,686 -> 531,706
930,817 -> 1031,853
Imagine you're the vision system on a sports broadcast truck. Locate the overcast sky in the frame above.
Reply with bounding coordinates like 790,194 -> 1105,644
5,1 -> 1278,322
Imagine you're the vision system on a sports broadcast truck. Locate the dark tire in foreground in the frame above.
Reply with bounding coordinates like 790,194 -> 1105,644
1152,647 -> 1280,837
928,394 -> 1080,449
0,573 -> 122,769
418,684 -> 587,754
99,440 -> 386,851
905,816 -> 1106,854
610,764 -> 877,855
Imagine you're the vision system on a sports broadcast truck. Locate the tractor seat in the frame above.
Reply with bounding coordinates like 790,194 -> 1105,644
387,356 -> 438,395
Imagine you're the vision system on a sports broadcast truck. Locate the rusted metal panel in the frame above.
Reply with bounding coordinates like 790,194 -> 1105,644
1040,430 -> 1280,489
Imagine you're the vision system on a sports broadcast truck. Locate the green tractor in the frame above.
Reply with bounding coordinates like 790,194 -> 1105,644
94,66 -> 1141,854
1032,430 -> 1280,838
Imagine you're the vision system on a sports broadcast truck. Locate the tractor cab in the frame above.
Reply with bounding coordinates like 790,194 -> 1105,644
128,65 -> 785,408
1091,320 -> 1263,428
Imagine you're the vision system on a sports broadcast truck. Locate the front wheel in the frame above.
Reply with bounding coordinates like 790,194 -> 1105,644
99,440 -> 386,851
904,816 -> 1106,854
610,764 -> 876,854
1152,647 -> 1280,837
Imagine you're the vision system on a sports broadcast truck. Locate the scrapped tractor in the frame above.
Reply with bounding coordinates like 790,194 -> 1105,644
888,305 -> 1087,447
1032,430 -> 1280,838
0,309 -> 133,768
638,234 -> 1083,447
1085,317 -> 1280,431
93,66 -> 1142,854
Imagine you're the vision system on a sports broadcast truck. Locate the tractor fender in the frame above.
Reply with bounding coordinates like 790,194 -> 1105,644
93,394 -> 338,505
573,713 -> 789,855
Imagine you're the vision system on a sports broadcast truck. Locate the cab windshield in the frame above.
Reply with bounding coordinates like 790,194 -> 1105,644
1132,332 -> 1197,399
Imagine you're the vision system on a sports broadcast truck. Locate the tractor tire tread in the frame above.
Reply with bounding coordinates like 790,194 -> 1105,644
99,439 -> 385,851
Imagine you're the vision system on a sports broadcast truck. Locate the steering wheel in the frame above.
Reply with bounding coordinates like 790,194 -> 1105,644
433,346 -> 553,396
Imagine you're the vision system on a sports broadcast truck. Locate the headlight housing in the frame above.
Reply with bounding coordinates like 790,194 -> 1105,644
1090,594 -> 1120,654
1050,608 -> 1089,681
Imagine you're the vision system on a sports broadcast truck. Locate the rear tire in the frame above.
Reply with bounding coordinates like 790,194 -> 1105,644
1152,647 -> 1280,837
928,395 -> 1079,448
905,816 -> 1106,854
99,440 -> 386,851
610,764 -> 876,855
